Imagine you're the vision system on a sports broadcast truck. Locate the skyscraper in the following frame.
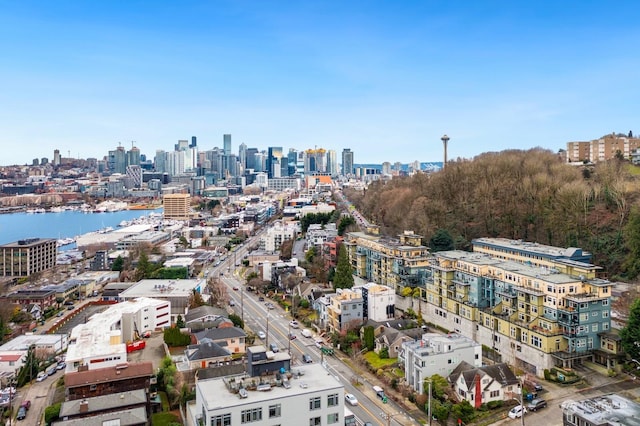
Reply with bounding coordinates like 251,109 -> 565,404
190,136 -> 197,148
239,142 -> 247,170
223,134 -> 232,156
326,149 -> 338,176
267,147 -> 283,178
342,149 -> 354,176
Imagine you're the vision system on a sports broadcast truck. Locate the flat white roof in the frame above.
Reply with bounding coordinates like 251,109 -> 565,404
198,363 -> 342,410
66,297 -> 168,362
0,334 -> 66,351
120,279 -> 204,298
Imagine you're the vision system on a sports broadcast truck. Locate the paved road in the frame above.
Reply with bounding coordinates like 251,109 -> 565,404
223,267 -> 418,426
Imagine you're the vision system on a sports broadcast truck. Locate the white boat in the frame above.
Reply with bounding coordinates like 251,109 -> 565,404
49,206 -> 64,213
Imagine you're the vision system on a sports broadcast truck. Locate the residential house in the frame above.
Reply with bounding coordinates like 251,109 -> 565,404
447,361 -> 520,408
64,361 -> 154,401
54,389 -> 148,426
194,327 -> 247,354
184,341 -> 232,370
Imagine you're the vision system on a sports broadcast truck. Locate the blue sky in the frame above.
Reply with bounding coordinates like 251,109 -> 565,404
1,1 -> 639,166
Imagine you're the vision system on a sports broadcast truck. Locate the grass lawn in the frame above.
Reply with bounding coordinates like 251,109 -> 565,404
363,352 -> 397,369
151,411 -> 182,426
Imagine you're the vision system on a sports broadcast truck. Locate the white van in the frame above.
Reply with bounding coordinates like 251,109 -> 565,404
301,329 -> 312,338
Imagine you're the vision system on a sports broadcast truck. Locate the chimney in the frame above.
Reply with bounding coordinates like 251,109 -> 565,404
79,400 -> 89,413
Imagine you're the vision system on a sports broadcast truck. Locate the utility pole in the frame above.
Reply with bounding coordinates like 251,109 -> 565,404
428,379 -> 432,426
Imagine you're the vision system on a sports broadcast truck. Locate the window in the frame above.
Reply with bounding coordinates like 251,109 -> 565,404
310,417 -> 321,426
309,396 -> 321,410
490,390 -> 500,398
327,393 -> 339,407
603,311 -> 609,318
269,404 -> 281,418
603,300 -> 609,306
327,413 -> 339,424
241,408 -> 262,423
211,413 -> 231,426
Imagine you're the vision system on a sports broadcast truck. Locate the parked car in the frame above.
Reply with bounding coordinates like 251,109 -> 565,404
345,393 -> 358,406
56,312 -> 64,317
269,343 -> 279,353
289,320 -> 299,329
508,405 -> 527,419
36,371 -> 47,382
302,354 -> 313,363
16,406 -> 26,420
229,300 -> 235,306
46,365 -> 57,376
56,361 -> 66,370
258,296 -> 265,302
20,400 -> 31,410
67,305 -> 75,310
257,331 -> 266,340
527,398 -> 547,411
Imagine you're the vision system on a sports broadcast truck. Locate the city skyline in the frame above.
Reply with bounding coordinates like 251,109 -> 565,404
1,1 -> 640,165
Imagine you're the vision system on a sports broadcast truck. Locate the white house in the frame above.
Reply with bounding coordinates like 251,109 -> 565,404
447,361 -> 520,408
401,333 -> 482,394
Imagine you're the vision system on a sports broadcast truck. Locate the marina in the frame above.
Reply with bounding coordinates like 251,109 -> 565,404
0,209 -> 164,248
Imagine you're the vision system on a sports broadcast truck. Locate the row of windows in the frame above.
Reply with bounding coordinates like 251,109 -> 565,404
213,395 -> 340,425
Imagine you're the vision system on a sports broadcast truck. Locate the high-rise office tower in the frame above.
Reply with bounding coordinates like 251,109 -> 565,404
127,145 -> 141,167
190,136 -> 197,148
267,147 -> 283,178
155,150 -> 167,173
223,134 -> 232,156
175,140 -> 189,151
305,148 -> 326,174
239,143 -> 247,169
287,149 -> 298,176
326,149 -> 338,176
108,145 -> 127,174
246,148 -> 258,171
342,149 -> 354,176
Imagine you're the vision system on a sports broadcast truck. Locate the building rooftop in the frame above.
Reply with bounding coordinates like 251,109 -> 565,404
52,406 -> 147,426
561,394 -> 640,425
0,238 -> 55,248
59,389 -> 147,417
66,298 -> 168,364
198,363 -> 342,410
473,237 -> 592,259
120,279 -> 204,298
64,361 -> 153,388
0,334 -> 66,351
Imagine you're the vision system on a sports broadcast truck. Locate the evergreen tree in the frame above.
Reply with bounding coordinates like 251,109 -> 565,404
112,255 -> 124,271
333,245 -> 354,289
428,229 -> 454,252
620,298 -> 640,360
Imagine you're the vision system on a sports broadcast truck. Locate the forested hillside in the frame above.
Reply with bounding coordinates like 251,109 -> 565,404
345,148 -> 640,279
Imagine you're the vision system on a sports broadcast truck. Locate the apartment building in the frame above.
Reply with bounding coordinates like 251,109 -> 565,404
401,333 -> 482,394
562,394 -> 640,426
566,133 -> 640,163
347,234 -> 615,377
259,221 -> 299,252
344,230 -> 430,289
327,289 -> 364,333
0,237 -> 57,277
162,193 -> 191,220
189,363 -> 345,426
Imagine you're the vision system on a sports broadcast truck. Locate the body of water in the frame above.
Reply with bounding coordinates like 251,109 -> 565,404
0,210 -> 162,247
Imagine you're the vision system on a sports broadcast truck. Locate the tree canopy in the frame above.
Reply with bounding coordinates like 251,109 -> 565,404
333,244 -> 354,289
347,148 -> 640,279
620,298 -> 640,360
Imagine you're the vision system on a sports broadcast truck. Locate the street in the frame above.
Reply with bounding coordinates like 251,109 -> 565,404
216,248 -> 418,426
